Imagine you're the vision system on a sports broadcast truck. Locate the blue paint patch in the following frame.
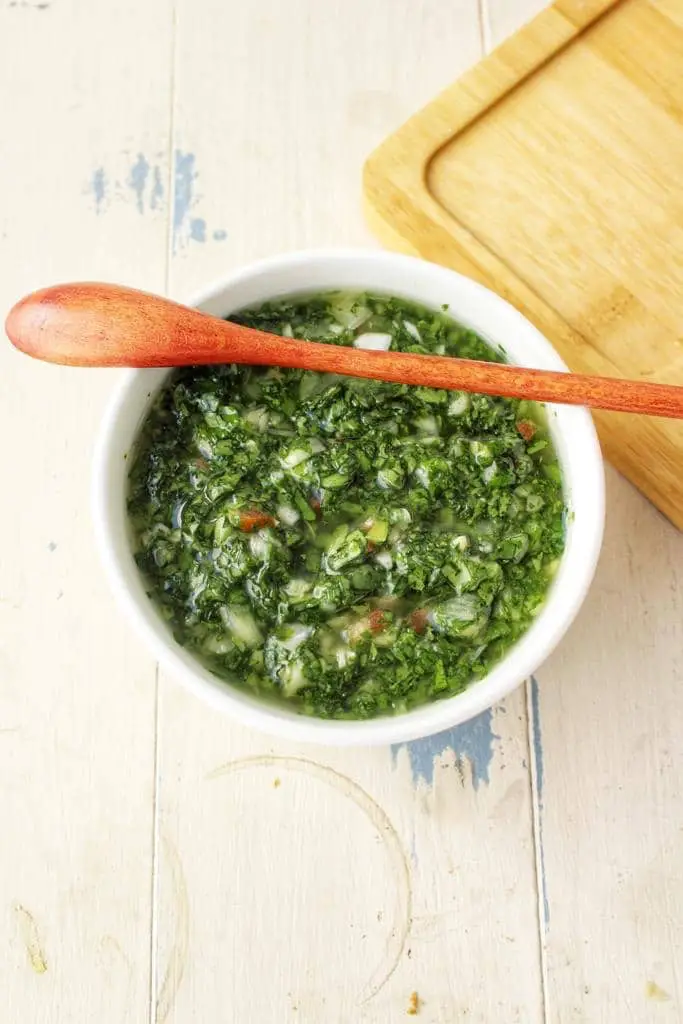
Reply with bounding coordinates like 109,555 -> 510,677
87,149 -> 219,238
530,676 -> 544,803
91,167 -> 106,213
89,154 -> 166,216
530,676 -> 549,925
128,153 -> 150,214
190,217 -> 207,242
171,151 -> 223,247
391,708 -> 499,790
151,166 -> 164,210
173,150 -> 198,250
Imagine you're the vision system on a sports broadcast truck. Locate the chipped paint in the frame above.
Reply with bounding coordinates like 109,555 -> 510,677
91,167 -> 106,214
173,150 -> 198,250
190,217 -> 206,242
151,166 -> 164,210
391,708 -> 499,790
530,677 -> 544,802
128,153 -> 150,214
530,676 -> 550,926
172,151 -> 225,248
89,155 -> 163,216
127,154 -> 165,214
87,151 -> 225,242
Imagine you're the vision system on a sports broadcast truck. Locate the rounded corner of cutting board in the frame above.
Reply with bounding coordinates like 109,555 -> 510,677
362,150 -> 422,258
360,0 -> 683,531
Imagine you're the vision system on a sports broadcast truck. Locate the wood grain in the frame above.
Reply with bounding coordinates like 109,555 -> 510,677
0,0 -> 173,1020
364,0 -> 683,529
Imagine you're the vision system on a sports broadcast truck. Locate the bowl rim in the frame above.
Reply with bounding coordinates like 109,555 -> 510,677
92,247 -> 605,746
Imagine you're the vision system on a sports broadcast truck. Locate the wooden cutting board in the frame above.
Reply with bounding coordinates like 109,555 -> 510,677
363,0 -> 683,529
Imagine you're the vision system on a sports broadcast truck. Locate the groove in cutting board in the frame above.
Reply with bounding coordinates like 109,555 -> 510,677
364,0 -> 683,529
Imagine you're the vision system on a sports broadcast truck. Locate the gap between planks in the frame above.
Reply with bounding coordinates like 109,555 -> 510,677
164,0 -> 180,292
475,4 -> 548,1016
149,664 -> 162,1024
477,0 -> 494,55
475,6 -> 548,1015
151,1 -> 178,1019
527,678 -> 550,1023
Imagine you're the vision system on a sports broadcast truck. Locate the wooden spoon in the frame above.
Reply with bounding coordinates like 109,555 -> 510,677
6,281 -> 683,418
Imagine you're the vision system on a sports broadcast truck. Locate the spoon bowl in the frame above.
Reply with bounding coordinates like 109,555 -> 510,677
7,275 -> 683,419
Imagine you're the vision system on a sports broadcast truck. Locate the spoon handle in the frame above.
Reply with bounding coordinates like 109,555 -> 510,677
242,336 -> 683,418
339,350 -> 683,418
6,281 -> 683,418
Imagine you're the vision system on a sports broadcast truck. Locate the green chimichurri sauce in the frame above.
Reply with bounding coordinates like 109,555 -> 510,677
128,292 -> 566,719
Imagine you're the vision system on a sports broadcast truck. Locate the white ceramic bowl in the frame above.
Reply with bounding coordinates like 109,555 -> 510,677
93,249 -> 604,746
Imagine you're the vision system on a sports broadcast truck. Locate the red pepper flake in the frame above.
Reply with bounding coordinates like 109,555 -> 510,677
309,497 -> 322,518
409,609 -> 429,634
517,419 -> 537,442
238,509 -> 276,532
367,609 -> 388,634
367,541 -> 376,553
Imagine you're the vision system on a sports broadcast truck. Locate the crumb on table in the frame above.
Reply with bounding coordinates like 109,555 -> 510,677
407,990 -> 419,1015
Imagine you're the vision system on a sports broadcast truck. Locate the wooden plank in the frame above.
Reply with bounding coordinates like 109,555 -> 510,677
156,2 -> 545,1022
533,468 -> 683,1021
0,0 -> 172,1020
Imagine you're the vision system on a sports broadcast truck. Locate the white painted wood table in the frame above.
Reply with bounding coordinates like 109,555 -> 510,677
2,1 -> 682,1021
